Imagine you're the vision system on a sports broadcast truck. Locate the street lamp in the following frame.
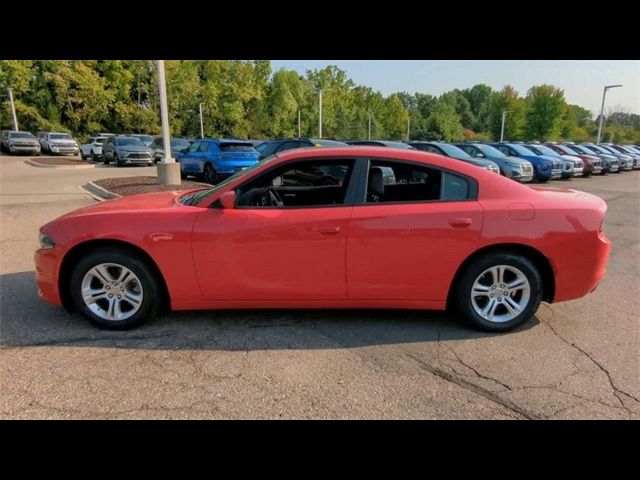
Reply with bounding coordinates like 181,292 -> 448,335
156,60 -> 180,186
199,102 -> 204,139
318,88 -> 333,139
596,84 -> 623,144
500,110 -> 512,142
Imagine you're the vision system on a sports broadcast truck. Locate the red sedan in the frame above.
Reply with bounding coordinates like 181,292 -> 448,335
35,146 -> 611,332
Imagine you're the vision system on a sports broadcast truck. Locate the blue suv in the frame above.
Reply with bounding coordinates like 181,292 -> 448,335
489,143 -> 561,182
177,139 -> 260,184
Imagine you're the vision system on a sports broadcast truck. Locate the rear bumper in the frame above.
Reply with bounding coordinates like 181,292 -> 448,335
552,230 -> 611,303
34,247 -> 63,307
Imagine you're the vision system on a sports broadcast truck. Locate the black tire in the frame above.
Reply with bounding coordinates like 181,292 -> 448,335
203,163 -> 218,184
114,154 -> 121,167
454,251 -> 543,332
537,177 -> 549,183
80,150 -> 86,160
91,150 -> 97,162
69,247 -> 161,330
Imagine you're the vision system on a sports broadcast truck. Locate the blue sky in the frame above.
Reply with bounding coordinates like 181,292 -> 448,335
270,60 -> 639,115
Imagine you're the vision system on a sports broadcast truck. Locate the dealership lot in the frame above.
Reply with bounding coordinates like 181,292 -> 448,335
0,153 -> 638,419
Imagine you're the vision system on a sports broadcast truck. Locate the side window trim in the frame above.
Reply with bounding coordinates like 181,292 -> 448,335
354,156 -> 478,206
235,157 -> 362,210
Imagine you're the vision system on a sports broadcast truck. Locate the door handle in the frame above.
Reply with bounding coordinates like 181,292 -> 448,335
449,217 -> 472,228
312,226 -> 341,235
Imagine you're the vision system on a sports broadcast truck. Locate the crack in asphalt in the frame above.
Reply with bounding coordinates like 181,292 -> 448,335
541,305 -> 639,413
402,351 -> 535,419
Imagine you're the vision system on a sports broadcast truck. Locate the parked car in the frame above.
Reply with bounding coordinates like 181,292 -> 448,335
607,145 -> 640,169
177,139 -> 261,184
80,136 -> 108,161
149,137 -> 191,163
127,134 -> 155,147
544,143 -> 602,176
563,144 -> 616,174
38,132 -> 79,155
347,140 -> 415,149
0,130 -> 11,152
102,136 -> 154,167
453,142 -> 533,182
523,143 -> 583,178
35,145 -> 611,333
578,144 -> 621,173
2,131 -> 41,155
488,143 -> 561,181
596,144 -> 634,171
406,141 -> 500,174
254,138 -> 348,160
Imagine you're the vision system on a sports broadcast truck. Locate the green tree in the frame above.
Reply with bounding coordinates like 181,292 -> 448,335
426,99 -> 463,141
524,84 -> 566,140
488,85 -> 526,141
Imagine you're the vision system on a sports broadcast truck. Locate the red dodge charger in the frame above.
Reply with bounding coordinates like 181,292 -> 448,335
35,146 -> 611,332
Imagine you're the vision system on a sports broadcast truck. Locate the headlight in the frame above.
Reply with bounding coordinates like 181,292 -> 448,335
39,232 -> 55,249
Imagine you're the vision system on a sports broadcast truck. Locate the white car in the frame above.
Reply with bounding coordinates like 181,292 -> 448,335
39,132 -> 79,155
80,136 -> 108,161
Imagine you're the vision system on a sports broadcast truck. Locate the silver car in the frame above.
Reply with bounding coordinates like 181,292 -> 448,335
3,131 -> 41,155
102,136 -> 154,167
454,143 -> 534,183
39,132 -> 79,155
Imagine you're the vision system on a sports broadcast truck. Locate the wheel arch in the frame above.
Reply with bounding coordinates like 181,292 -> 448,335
447,243 -> 555,309
59,239 -> 170,313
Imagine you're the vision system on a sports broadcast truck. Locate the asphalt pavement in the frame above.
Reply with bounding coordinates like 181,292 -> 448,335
1,153 -> 638,419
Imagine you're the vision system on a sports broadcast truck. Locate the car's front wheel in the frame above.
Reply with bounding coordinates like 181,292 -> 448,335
114,154 -> 122,167
70,247 -> 161,330
455,252 -> 542,332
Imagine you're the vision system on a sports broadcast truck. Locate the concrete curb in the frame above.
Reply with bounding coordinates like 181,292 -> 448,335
81,181 -> 122,201
25,159 -> 96,169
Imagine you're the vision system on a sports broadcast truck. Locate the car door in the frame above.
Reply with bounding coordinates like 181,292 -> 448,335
191,157 -> 359,302
346,158 -> 483,302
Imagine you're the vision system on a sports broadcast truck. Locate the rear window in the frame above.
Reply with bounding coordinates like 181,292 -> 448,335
219,142 -> 255,151
255,142 -> 279,157
309,139 -> 347,147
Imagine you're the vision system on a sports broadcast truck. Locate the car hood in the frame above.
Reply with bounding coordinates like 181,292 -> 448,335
49,191 -> 187,225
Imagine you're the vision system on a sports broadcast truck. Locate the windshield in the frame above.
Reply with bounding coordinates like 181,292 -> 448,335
585,145 -> 609,154
255,141 -> 279,157
552,144 -> 575,155
473,144 -> 506,157
565,144 -> 590,155
133,135 -> 153,142
171,139 -> 190,149
9,132 -> 34,139
437,143 -> 473,160
508,144 -> 536,156
118,137 -> 144,146
528,144 -> 558,156
51,133 -> 73,140
182,156 -> 277,206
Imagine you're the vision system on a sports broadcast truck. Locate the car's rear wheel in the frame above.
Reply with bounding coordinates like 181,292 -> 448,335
203,163 -> 218,184
455,252 -> 542,332
70,247 -> 161,330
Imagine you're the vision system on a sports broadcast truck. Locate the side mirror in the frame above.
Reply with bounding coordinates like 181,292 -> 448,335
219,190 -> 236,209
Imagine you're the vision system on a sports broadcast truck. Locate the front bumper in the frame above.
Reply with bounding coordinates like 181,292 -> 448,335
34,247 -> 63,307
50,145 -> 79,155
9,145 -> 40,153
122,152 -> 154,165
551,169 -> 562,179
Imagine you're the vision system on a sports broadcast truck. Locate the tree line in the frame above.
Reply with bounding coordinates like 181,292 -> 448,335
1,60 -> 638,143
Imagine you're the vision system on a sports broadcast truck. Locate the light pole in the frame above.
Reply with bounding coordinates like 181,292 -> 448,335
199,102 -> 204,139
500,110 -> 512,142
368,113 -> 372,141
298,110 -> 301,138
406,116 -> 410,141
156,60 -> 180,186
596,84 -> 622,144
7,88 -> 18,131
318,88 -> 333,139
